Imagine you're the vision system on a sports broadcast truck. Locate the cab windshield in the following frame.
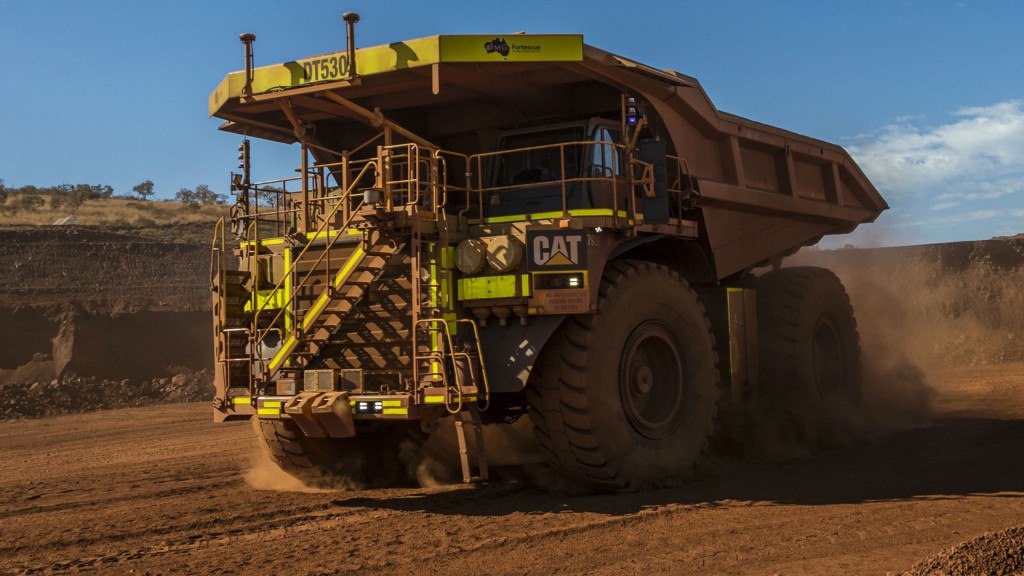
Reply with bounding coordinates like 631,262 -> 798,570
492,126 -> 586,187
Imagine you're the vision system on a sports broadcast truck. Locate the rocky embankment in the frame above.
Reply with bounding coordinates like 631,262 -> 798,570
0,370 -> 211,419
0,226 -> 214,419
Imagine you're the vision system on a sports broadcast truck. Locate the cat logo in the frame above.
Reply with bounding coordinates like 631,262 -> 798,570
527,231 -> 587,271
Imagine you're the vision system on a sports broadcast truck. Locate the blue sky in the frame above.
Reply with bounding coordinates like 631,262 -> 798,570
2,0 -> 1022,246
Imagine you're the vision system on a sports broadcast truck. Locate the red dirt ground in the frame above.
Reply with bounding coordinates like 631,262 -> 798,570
0,362 -> 1021,575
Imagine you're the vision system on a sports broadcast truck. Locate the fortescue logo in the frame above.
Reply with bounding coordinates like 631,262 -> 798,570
484,37 -> 511,58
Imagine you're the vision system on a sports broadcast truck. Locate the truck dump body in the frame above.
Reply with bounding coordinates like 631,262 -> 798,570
208,27 -> 886,490
210,34 -> 886,279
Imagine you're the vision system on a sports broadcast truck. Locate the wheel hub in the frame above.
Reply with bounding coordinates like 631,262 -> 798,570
619,321 -> 685,440
631,365 -> 654,396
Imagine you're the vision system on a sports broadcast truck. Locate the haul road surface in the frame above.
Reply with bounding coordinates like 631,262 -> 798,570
1,361 -> 1022,575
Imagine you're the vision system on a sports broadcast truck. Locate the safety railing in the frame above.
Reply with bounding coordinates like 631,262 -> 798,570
232,176 -> 304,240
303,156 -> 377,228
434,150 -> 470,214
233,155 -> 380,240
210,217 -> 227,290
245,161 -> 379,385
413,317 -> 490,414
665,153 -> 700,230
376,144 -> 469,213
232,138 -> 655,239
210,217 -> 255,397
466,140 -> 634,225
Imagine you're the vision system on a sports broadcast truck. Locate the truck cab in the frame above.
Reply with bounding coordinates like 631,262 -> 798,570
485,119 -> 626,219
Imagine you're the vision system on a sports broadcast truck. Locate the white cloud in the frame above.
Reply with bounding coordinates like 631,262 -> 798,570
931,209 -> 1001,224
936,187 -> 1018,202
848,100 -> 1024,199
837,99 -> 1024,244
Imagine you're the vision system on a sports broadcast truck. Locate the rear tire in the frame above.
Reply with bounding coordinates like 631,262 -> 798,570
528,260 -> 720,491
253,417 -> 423,489
757,266 -> 862,406
755,267 -> 862,452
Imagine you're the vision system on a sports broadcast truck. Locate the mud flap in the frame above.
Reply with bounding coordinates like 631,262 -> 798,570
311,392 -> 356,438
284,393 -> 329,438
477,314 -> 564,393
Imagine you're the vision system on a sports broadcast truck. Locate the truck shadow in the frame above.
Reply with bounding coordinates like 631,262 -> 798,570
328,416 -> 1024,517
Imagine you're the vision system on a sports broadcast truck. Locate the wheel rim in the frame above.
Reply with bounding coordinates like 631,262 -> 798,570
812,315 -> 844,399
619,321 -> 685,440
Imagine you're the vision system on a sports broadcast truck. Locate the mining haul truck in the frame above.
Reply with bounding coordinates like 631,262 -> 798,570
209,16 -> 887,491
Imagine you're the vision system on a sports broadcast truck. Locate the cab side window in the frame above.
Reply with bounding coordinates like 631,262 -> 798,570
591,127 -> 621,177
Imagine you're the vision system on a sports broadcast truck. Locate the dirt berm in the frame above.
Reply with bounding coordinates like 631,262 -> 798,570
0,226 -> 214,418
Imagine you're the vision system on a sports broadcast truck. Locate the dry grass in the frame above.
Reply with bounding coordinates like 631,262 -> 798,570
0,198 -> 227,228
0,198 -> 228,243
926,266 -> 1024,364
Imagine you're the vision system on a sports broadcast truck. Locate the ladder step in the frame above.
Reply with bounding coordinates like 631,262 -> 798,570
215,271 -> 251,286
453,407 -> 488,484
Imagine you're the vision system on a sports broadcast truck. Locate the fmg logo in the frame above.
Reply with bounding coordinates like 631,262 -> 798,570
484,37 -> 511,58
528,231 -> 587,270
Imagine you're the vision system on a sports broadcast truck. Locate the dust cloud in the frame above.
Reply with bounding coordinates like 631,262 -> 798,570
244,448 -> 330,493
744,238 -> 1024,468
712,250 -> 944,464
719,240 -> 1024,464
415,416 -> 547,487
401,435 -> 454,488
243,418 -> 545,492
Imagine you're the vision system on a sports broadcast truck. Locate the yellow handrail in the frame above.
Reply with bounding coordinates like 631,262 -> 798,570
413,317 -> 490,414
247,161 -> 377,357
456,318 -> 490,411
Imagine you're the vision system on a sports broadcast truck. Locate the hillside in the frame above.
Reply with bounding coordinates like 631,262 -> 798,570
0,196 -> 226,242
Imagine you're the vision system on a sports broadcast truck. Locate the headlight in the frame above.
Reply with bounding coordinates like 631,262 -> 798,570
455,239 -> 487,274
484,235 -> 524,273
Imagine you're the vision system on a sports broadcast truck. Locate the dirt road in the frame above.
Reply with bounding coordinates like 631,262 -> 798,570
2,363 -> 1022,576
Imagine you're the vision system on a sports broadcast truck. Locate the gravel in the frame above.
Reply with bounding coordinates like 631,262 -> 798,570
901,526 -> 1024,576
0,369 -> 212,419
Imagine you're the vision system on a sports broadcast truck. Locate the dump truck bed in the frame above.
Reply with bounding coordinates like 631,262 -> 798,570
210,34 -> 886,279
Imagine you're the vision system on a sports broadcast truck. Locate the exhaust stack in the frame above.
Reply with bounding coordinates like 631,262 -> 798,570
343,12 -> 360,78
239,33 -> 256,97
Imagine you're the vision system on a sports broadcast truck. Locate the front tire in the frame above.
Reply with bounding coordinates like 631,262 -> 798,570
253,417 -> 423,489
528,260 -> 720,491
